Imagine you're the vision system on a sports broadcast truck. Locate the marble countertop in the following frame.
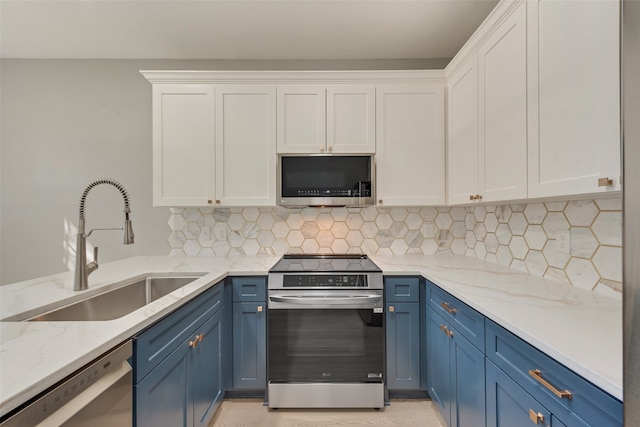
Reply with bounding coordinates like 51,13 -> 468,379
0,254 -> 622,417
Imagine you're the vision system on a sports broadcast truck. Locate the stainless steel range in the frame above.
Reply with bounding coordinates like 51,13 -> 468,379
267,254 -> 384,409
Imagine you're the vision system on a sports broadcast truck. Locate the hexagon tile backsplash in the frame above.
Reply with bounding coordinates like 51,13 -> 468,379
167,197 -> 622,295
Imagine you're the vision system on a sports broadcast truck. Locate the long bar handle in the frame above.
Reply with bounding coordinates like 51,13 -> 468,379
528,369 -> 572,399
441,301 -> 457,314
270,295 -> 382,305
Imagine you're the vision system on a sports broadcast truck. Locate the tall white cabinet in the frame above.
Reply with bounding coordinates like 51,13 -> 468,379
447,1 -> 528,205
527,0 -> 621,198
377,84 -> 445,206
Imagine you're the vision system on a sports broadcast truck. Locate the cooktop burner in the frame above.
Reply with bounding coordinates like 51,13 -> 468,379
269,254 -> 381,273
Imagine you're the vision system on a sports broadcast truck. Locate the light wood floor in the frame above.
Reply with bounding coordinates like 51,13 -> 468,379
209,398 -> 447,427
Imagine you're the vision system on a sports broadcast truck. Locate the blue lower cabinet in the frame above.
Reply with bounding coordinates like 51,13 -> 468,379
135,309 -> 224,427
427,307 -> 485,427
133,282 -> 225,427
386,302 -> 421,390
232,301 -> 266,390
486,359 -> 552,427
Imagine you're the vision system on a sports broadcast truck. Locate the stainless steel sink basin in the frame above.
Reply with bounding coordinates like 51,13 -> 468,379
28,274 -> 205,321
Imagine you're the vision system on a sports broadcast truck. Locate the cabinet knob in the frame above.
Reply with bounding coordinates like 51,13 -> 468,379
470,195 -> 475,201
389,305 -> 395,313
207,200 -> 213,204
320,146 -> 325,152
477,194 -> 483,200
215,200 -> 221,204
257,305 -> 263,312
598,177 -> 613,187
378,199 -> 383,204
328,146 -> 333,152
528,409 -> 545,425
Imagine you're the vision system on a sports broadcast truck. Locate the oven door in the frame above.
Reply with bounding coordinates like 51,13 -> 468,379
267,291 -> 384,384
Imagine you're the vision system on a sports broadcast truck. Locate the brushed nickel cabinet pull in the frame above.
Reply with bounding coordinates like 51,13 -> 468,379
529,409 -> 544,424
598,177 -> 613,187
441,301 -> 457,314
529,369 -> 572,399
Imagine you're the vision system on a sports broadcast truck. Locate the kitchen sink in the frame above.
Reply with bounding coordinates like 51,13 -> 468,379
28,274 -> 205,321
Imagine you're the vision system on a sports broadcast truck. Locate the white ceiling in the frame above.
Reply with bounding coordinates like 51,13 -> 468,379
0,0 -> 499,61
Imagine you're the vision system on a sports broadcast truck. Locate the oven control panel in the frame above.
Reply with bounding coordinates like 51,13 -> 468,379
282,274 -> 368,288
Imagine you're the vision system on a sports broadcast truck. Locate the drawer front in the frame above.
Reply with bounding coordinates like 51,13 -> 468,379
427,281 -> 484,350
486,320 -> 622,427
385,277 -> 420,303
134,282 -> 224,383
232,277 -> 267,302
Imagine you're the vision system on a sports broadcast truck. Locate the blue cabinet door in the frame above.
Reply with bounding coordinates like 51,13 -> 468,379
232,301 -> 266,389
386,302 -> 421,390
135,341 -> 192,427
451,329 -> 485,427
426,308 -> 452,426
192,308 -> 224,427
486,359 -> 551,427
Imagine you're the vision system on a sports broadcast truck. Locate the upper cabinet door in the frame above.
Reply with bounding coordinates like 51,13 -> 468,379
153,84 -> 215,207
276,86 -> 326,153
327,85 -> 376,153
215,86 -> 276,206
447,55 -> 480,205
376,84 -> 445,206
527,0 -> 621,198
478,1 -> 528,203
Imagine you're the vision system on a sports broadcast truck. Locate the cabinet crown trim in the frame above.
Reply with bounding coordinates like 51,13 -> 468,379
140,70 -> 446,85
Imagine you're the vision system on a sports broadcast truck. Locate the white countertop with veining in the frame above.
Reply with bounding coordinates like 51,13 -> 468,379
0,254 -> 622,417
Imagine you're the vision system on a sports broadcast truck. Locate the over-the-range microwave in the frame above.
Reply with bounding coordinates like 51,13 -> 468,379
277,154 -> 375,207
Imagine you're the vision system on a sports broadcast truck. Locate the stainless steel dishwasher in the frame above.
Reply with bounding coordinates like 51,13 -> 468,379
1,340 -> 133,427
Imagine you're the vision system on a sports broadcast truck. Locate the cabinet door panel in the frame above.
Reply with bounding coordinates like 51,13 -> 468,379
153,85 -> 214,206
233,302 -> 266,389
447,56 -> 480,205
376,84 -> 445,205
215,86 -> 276,206
486,359 -> 551,427
192,309 -> 224,427
135,344 -> 191,427
386,302 -> 420,390
426,309 -> 452,426
327,85 -> 376,153
528,0 -> 621,197
478,2 -> 528,202
451,332 -> 485,427
277,86 -> 326,153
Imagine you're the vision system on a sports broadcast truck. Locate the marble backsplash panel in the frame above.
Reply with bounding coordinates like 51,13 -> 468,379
167,197 -> 622,294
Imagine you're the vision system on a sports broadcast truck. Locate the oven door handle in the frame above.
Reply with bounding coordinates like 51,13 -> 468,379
269,294 -> 382,305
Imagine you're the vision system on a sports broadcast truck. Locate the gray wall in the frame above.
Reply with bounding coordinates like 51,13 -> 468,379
0,58 -> 446,284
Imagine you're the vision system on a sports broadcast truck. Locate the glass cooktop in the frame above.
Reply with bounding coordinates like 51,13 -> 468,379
269,254 -> 381,273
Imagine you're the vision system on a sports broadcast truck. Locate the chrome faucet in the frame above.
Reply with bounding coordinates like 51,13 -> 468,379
74,179 -> 134,291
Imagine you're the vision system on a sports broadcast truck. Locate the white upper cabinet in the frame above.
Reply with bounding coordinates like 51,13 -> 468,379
527,0 -> 621,198
376,84 -> 445,206
152,84 -> 215,207
215,86 -> 276,206
276,85 -> 326,153
447,1 -> 527,205
327,85 -> 376,153
477,0 -> 528,203
277,85 -> 375,153
447,56 -> 480,205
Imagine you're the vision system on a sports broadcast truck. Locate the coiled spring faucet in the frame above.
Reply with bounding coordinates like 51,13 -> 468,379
74,178 -> 135,291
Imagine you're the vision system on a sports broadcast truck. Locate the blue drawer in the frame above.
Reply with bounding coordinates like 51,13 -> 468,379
486,319 -> 622,427
427,281 -> 484,351
385,277 -> 420,303
133,282 -> 224,383
231,277 -> 266,302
